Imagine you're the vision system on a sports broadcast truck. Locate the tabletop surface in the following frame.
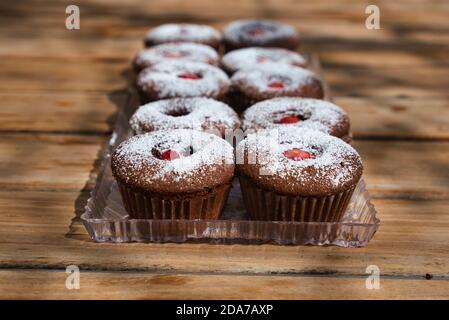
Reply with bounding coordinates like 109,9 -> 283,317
1,0 -> 449,299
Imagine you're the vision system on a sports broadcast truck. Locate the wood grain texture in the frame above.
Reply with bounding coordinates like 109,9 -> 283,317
0,0 -> 448,299
1,94 -> 447,140
0,269 -> 448,300
1,134 -> 447,197
338,97 -> 449,140
0,93 -> 122,133
1,190 -> 449,279
0,134 -> 106,191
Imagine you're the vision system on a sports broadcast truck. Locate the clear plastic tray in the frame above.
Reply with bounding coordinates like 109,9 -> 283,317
81,56 -> 380,247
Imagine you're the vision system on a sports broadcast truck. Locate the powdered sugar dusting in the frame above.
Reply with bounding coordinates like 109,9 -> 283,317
130,97 -> 240,134
137,61 -> 230,99
134,42 -> 219,70
242,97 -> 347,134
237,127 -> 362,189
146,23 -> 221,44
113,129 -> 234,185
222,47 -> 306,73
224,20 -> 298,44
231,64 -> 316,92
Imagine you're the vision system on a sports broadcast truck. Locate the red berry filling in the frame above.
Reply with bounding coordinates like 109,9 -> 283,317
178,73 -> 200,80
247,28 -> 266,36
267,81 -> 284,89
278,115 -> 301,124
283,148 -> 314,161
256,56 -> 268,63
152,148 -> 180,161
163,51 -> 183,59
161,150 -> 179,160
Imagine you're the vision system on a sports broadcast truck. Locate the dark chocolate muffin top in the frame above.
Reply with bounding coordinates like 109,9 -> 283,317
129,97 -> 240,136
136,61 -> 230,100
242,97 -> 350,139
236,127 -> 363,196
112,129 -> 235,194
222,47 -> 306,74
223,20 -> 299,50
134,42 -> 219,71
231,64 -> 324,101
145,23 -> 221,49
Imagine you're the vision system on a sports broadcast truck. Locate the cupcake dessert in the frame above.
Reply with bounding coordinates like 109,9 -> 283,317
223,20 -> 299,52
136,61 -> 230,103
236,127 -> 363,222
111,129 -> 235,220
144,23 -> 222,50
130,97 -> 240,137
229,64 -> 324,112
242,97 -> 351,142
134,42 -> 219,72
221,47 -> 306,74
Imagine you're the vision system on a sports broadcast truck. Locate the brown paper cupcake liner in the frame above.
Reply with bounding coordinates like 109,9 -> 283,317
117,181 -> 231,220
238,175 -> 356,222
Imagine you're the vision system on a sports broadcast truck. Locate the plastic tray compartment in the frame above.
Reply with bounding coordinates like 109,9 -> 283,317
81,55 -> 380,247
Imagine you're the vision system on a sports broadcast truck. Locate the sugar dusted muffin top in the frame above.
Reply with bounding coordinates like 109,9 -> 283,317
223,20 -> 299,51
112,129 -> 235,194
134,42 -> 219,71
136,61 -> 230,101
236,127 -> 362,196
145,23 -> 222,50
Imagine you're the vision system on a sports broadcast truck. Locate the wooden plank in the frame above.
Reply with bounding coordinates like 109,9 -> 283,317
1,57 -> 448,98
1,0 -> 448,25
1,94 -> 447,140
1,134 -> 448,197
324,66 -> 449,98
0,134 -> 106,191
0,58 -> 128,93
355,141 -> 449,198
1,189 -> 449,278
338,97 -> 449,140
0,269 -> 447,299
1,34 -> 447,68
1,17 -> 447,54
0,92 -> 123,133
318,49 -> 449,68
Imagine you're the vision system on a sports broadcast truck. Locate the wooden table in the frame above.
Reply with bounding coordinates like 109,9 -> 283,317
1,0 -> 448,299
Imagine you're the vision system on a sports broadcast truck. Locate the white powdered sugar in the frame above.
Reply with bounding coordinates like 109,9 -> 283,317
146,23 -> 221,44
241,97 -> 347,134
134,42 -> 219,70
224,20 -> 298,43
113,129 -> 234,185
129,97 -> 240,134
231,64 -> 316,93
137,61 -> 230,99
236,127 -> 362,189
222,47 -> 306,73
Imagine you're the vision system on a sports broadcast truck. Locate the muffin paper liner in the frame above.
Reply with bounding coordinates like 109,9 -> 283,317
117,181 -> 231,220
238,174 -> 356,222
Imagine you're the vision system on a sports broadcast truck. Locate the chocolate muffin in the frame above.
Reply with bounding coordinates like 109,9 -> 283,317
221,47 -> 306,74
229,64 -> 324,112
136,61 -> 230,103
134,42 -> 219,72
236,127 -> 363,222
223,20 -> 299,52
111,129 -> 235,220
144,23 -> 222,50
242,97 -> 351,142
129,97 -> 240,137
